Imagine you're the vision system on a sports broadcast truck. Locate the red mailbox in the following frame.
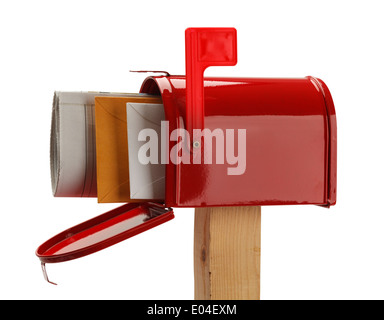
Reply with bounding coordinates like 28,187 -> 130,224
36,27 -> 336,284
140,28 -> 335,207
140,75 -> 336,208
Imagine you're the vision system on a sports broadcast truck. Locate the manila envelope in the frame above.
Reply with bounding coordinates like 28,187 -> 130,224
94,95 -> 163,203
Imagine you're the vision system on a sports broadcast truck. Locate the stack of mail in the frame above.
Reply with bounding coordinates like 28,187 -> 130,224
50,91 -> 166,203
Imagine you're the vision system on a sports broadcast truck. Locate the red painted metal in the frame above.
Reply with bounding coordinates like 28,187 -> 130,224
185,28 -> 237,136
140,75 -> 336,208
36,203 -> 174,264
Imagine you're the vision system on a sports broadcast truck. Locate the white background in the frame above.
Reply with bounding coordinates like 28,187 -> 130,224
1,0 -> 383,300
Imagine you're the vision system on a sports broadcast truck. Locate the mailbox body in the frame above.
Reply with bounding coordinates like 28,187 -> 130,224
140,75 -> 336,208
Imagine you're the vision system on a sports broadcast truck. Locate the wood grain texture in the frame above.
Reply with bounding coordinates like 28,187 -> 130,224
194,206 -> 261,300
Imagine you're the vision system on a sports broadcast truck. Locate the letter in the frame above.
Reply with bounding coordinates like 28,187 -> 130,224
191,129 -> 202,164
192,305 -> 197,315
138,128 -> 158,164
175,307 -> 181,318
213,305 -> 219,314
196,128 -> 225,165
157,306 -> 163,315
147,307 -> 153,315
164,307 -> 173,315
170,128 -> 191,165
227,305 -> 236,315
226,129 -> 247,176
161,120 -> 169,164
219,305 -> 226,314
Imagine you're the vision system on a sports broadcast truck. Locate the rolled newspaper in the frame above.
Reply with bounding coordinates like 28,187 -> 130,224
50,91 -> 140,197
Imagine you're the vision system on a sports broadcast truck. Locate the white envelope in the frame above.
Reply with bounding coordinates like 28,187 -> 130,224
126,102 -> 166,200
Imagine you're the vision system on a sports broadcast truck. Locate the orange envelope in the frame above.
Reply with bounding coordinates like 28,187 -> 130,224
94,95 -> 163,203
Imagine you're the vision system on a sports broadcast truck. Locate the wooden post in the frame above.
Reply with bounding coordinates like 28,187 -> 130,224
194,206 -> 261,300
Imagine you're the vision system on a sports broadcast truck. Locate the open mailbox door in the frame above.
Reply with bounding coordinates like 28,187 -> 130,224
36,203 -> 173,284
